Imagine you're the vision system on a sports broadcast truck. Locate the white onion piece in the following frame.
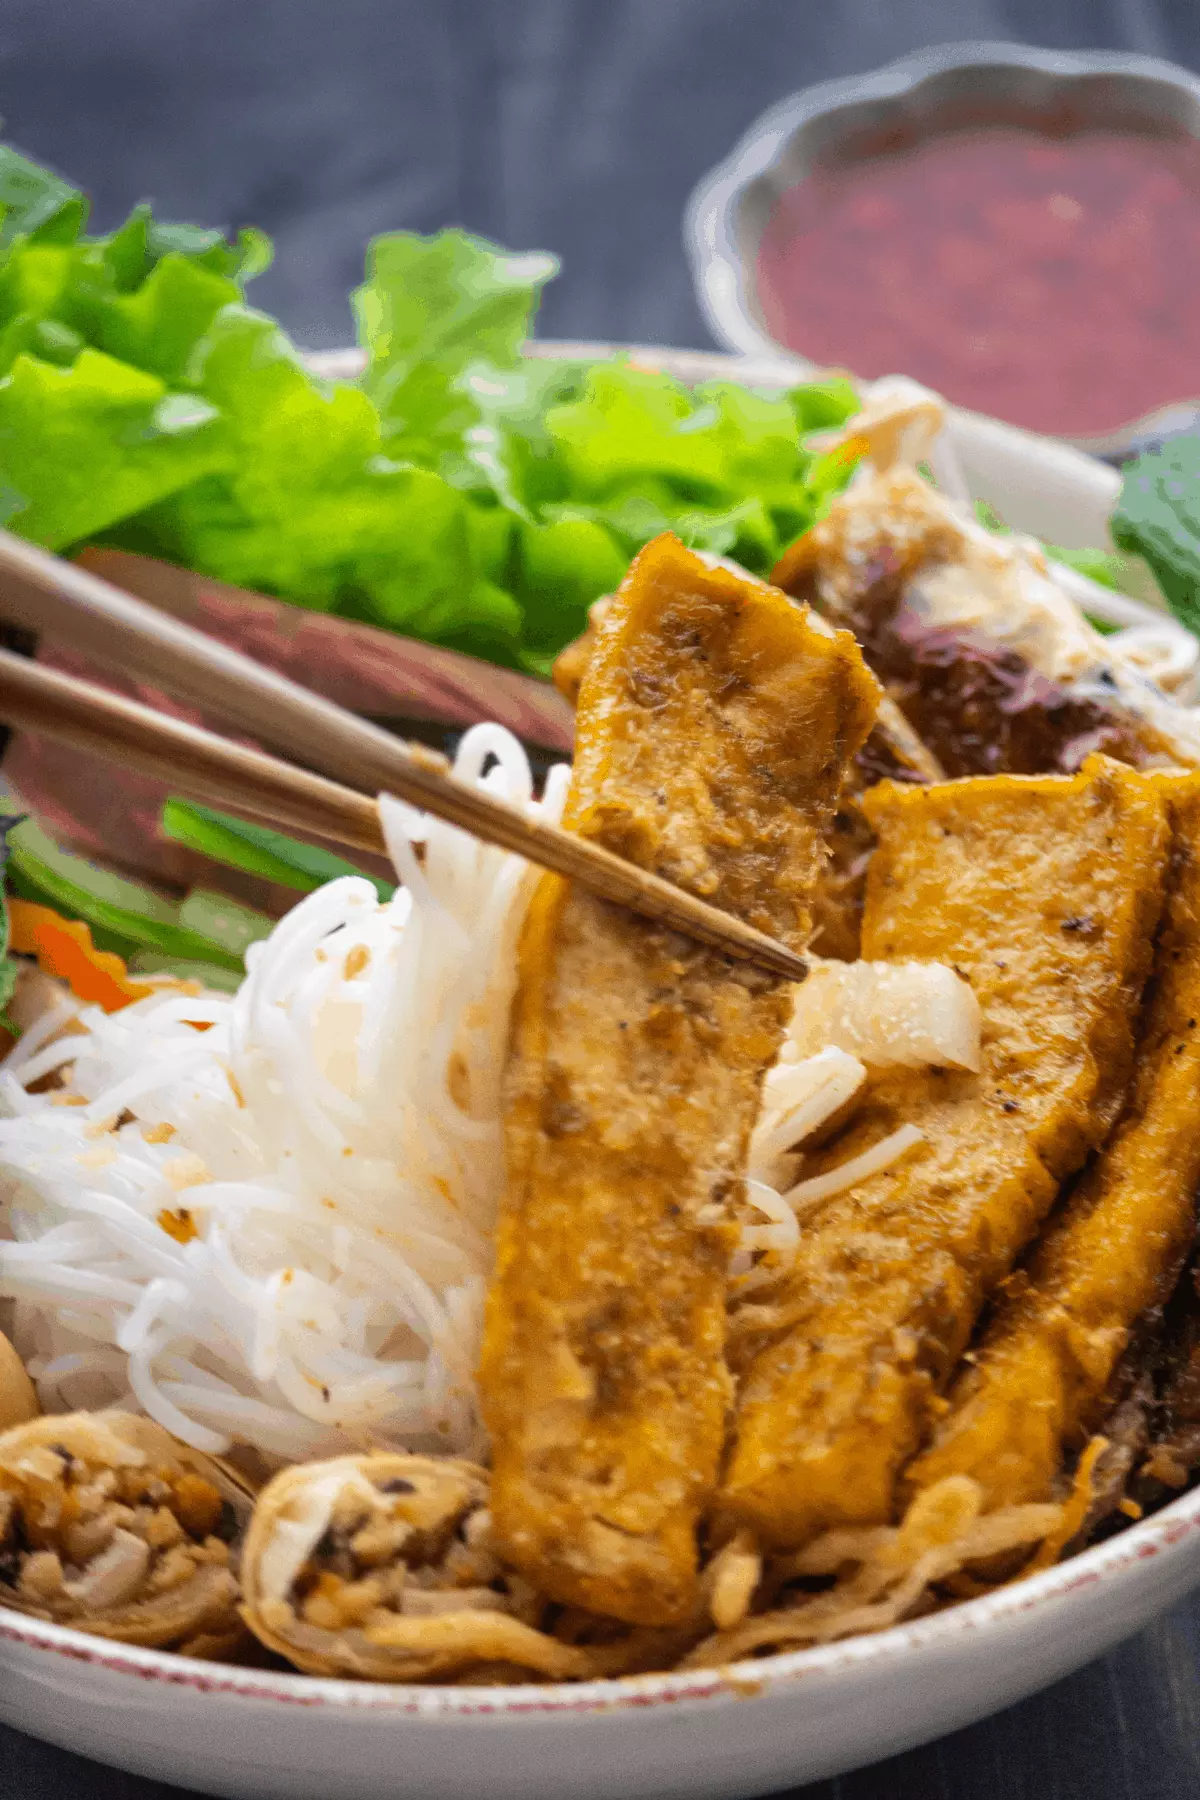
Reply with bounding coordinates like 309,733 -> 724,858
784,960 -> 981,1073
749,1047 -> 866,1185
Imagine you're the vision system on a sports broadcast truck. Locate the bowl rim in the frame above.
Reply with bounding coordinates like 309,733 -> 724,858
3,1463 -> 1199,1720
684,38 -> 1200,457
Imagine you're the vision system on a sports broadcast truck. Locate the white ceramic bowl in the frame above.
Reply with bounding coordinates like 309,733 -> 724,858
2,1480 -> 1200,1800
4,345 -> 1197,1798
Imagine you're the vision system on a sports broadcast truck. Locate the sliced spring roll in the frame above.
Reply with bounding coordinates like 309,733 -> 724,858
907,772 -> 1200,1510
480,532 -> 880,1625
241,1452 -> 590,1682
0,1411 -> 253,1656
722,757 -> 1170,1549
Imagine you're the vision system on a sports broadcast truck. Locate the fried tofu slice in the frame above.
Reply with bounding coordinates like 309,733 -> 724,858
906,773 -> 1200,1510
479,533 -> 879,1626
721,758 -> 1169,1550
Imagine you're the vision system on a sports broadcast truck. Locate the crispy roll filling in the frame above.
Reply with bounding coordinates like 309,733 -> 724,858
0,1411 -> 250,1653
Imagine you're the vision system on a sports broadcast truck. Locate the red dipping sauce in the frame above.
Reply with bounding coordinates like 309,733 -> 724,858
756,126 -> 1200,438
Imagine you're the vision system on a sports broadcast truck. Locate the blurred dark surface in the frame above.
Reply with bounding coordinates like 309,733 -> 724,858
6,0 -> 1200,353
5,2 -> 1200,1796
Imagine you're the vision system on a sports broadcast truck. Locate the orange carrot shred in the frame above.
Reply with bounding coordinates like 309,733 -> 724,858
8,899 -> 155,1013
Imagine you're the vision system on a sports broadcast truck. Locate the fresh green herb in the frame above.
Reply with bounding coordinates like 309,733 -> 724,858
1112,436 -> 1200,636
0,141 -> 862,674
161,799 -> 393,901
6,816 -> 267,976
0,812 -> 26,1028
974,498 -> 1006,533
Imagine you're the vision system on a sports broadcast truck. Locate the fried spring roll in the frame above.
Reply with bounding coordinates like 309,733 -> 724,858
722,758 -> 1169,1549
480,533 -> 879,1625
907,773 -> 1200,1509
241,1453 -> 590,1682
0,1411 -> 254,1656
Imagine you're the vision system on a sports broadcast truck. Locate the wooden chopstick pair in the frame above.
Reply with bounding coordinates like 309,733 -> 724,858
0,530 -> 810,981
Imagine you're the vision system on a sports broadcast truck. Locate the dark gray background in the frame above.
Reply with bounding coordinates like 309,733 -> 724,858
3,2 -> 1200,1795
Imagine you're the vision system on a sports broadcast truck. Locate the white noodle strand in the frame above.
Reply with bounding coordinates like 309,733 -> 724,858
0,730 -> 559,1461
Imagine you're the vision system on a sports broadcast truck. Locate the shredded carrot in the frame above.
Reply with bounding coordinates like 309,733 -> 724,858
8,899 -> 155,1013
1024,1436 -> 1109,1573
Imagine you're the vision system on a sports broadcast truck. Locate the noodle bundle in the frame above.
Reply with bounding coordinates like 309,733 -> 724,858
0,728 -> 568,1464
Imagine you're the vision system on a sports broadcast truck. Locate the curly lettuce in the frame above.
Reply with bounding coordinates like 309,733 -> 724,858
0,141 -> 861,672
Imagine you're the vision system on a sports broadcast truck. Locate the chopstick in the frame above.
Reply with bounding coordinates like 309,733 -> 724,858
0,649 -> 387,860
0,648 -> 809,982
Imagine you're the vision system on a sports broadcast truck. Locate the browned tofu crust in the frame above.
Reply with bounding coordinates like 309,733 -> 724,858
906,773 -> 1200,1510
479,533 -> 879,1625
720,758 -> 1170,1550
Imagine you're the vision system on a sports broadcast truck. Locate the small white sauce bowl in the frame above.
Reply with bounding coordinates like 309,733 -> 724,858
686,41 -> 1200,459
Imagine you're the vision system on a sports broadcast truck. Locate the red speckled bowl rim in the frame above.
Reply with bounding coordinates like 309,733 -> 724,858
3,1478 -> 1199,1719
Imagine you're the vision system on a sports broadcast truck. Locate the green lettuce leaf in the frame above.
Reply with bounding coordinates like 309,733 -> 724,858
68,252 -> 243,384
512,516 -> 628,665
356,229 -> 557,464
546,364 -> 732,501
0,162 -> 270,553
127,304 -> 523,658
108,206 -> 272,286
542,365 -> 842,521
0,144 -> 86,248
788,375 -> 860,433
0,195 -> 264,387
0,348 -> 227,549
0,139 -> 866,672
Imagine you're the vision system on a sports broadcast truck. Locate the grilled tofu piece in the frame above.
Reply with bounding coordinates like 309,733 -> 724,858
479,533 -> 879,1625
906,773 -> 1200,1510
721,757 -> 1169,1550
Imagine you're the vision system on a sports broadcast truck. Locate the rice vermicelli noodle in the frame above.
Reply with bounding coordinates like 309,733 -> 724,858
0,727 -> 568,1462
